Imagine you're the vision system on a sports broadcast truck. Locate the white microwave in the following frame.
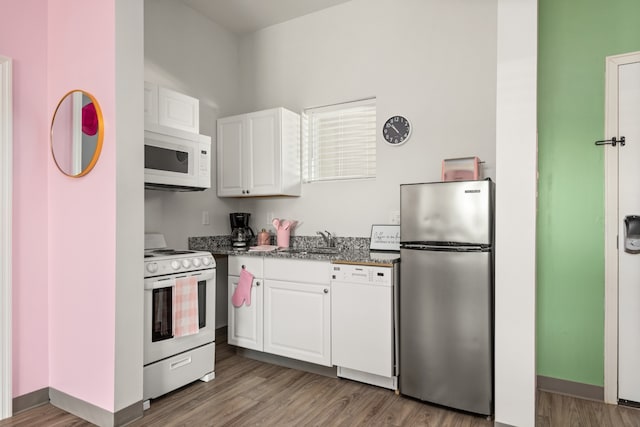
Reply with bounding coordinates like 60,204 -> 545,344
144,130 -> 211,191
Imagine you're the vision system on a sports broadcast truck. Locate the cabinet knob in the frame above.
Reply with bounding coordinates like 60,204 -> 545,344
324,288 -> 329,294
256,281 -> 261,287
242,190 -> 246,194
246,190 -> 250,194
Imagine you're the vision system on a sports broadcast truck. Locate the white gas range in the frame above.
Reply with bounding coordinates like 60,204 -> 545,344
142,234 -> 217,409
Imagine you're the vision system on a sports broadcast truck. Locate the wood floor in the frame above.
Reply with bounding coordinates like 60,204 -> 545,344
2,331 -> 640,426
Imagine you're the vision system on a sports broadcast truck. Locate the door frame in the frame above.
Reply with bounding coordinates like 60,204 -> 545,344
604,50 -> 640,405
0,55 -> 12,419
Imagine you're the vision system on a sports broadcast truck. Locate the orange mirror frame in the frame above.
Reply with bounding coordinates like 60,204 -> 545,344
50,90 -> 104,177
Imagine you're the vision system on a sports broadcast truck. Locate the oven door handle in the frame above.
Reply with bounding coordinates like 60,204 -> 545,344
145,278 -> 176,290
144,270 -> 215,290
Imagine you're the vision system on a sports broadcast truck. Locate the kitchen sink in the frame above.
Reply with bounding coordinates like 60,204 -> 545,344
277,248 -> 306,254
278,247 -> 340,255
305,247 -> 340,254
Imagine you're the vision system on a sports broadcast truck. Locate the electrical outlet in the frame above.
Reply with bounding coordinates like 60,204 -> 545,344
202,211 -> 210,225
390,211 -> 400,224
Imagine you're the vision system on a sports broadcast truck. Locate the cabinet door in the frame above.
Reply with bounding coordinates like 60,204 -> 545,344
263,279 -> 331,366
158,86 -> 199,134
144,82 -> 158,126
245,109 -> 281,196
227,275 -> 263,351
217,117 -> 245,196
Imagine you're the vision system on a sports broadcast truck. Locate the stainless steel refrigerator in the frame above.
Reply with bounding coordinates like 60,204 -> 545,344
399,179 -> 494,416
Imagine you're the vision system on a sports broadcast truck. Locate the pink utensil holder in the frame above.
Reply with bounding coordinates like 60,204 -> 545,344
277,229 -> 291,248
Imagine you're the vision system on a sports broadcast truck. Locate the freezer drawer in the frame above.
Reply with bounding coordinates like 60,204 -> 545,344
399,248 -> 493,416
400,180 -> 494,246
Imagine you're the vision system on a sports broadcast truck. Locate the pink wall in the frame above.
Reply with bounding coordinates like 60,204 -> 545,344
1,0 -> 118,411
0,0 -> 51,398
47,0 -> 117,411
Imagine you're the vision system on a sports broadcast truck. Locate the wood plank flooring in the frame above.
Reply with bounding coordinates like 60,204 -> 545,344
2,330 -> 640,426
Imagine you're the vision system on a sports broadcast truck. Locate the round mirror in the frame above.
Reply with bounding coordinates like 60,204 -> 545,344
50,90 -> 104,177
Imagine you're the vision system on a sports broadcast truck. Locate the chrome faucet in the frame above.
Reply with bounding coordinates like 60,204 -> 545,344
317,230 -> 335,247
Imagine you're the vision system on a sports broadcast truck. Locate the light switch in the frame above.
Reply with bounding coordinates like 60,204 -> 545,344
202,211 -> 210,225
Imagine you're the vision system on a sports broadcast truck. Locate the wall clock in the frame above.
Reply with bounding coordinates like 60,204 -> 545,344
383,115 -> 411,146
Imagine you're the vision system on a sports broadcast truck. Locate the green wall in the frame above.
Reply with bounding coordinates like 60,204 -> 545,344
538,0 -> 640,386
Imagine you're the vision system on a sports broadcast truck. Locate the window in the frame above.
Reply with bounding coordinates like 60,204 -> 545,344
302,98 -> 376,183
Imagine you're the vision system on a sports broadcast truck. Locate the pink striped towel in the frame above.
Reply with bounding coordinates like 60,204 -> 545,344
173,276 -> 199,338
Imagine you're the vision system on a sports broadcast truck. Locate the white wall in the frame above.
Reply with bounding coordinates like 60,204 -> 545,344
144,1 -> 538,423
144,0 -> 497,241
143,0 -> 242,248
237,0 -> 498,237
494,0 -> 537,425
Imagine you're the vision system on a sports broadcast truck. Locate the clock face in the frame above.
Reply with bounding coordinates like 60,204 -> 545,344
383,116 -> 411,146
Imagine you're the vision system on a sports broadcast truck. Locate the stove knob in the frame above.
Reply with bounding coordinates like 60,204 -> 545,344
146,262 -> 158,273
202,257 -> 211,266
171,260 -> 180,270
192,258 -> 201,267
182,259 -> 191,269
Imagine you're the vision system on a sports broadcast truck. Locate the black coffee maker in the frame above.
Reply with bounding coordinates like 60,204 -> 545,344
230,212 -> 255,248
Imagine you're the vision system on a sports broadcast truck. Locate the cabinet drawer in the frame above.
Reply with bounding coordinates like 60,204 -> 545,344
229,255 -> 263,277
264,258 -> 330,284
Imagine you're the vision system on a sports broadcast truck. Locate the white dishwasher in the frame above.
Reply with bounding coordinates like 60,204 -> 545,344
331,263 -> 398,390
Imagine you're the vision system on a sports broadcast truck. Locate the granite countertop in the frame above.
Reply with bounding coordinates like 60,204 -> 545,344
188,235 -> 400,267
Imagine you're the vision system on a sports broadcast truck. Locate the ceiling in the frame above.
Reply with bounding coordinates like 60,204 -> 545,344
179,0 -> 353,35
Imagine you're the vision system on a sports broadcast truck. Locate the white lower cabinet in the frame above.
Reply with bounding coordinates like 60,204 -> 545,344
227,255 -> 331,367
263,279 -> 331,366
227,276 -> 263,351
227,256 -> 264,351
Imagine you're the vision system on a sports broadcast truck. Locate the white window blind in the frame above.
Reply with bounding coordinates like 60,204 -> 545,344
302,98 -> 376,183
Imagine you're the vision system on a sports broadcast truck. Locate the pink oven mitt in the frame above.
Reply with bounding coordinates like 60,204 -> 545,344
231,268 -> 254,307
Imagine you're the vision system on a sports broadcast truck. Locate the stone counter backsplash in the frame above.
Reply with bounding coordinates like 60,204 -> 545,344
189,235 -> 400,266
188,235 -> 371,252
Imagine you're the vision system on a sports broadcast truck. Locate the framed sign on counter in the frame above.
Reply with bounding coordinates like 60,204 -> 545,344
370,224 -> 400,251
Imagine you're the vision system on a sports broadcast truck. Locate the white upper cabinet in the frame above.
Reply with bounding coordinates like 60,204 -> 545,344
217,107 -> 301,197
144,81 -> 200,135
144,82 -> 158,126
